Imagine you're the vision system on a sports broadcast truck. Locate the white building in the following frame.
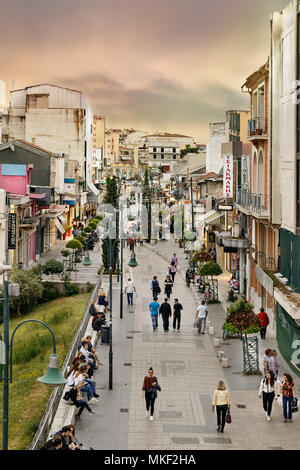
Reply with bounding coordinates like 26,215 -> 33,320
206,122 -> 226,174
1,84 -> 94,184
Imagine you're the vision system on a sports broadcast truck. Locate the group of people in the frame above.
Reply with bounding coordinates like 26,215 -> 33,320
89,288 -> 109,332
258,370 -> 296,423
41,424 -> 81,451
63,335 -> 103,419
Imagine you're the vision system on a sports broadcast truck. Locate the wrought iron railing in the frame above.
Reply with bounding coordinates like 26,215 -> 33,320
248,117 -> 266,137
236,189 -> 270,216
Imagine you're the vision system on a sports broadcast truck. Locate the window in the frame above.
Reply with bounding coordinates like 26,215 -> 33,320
153,154 -> 157,159
173,148 -> 176,153
161,148 -> 164,153
153,147 -> 156,152
161,154 -> 164,160
173,155 -> 176,160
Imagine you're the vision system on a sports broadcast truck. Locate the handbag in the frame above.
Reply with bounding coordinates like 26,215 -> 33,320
292,397 -> 298,413
225,410 -> 232,424
63,391 -> 71,401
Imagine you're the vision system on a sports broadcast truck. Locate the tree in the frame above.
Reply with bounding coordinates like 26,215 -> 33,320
180,145 -> 199,158
222,299 -> 261,374
193,249 -> 212,264
9,268 -> 44,315
198,261 -> 222,277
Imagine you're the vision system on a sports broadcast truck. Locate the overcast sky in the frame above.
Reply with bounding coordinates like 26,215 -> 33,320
0,0 -> 288,140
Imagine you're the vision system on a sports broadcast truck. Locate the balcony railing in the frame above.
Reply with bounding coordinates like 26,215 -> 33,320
236,189 -> 270,217
248,117 -> 267,138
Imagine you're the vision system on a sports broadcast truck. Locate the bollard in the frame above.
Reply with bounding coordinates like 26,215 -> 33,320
222,358 -> 229,368
213,338 -> 220,347
208,326 -> 215,335
218,350 -> 225,360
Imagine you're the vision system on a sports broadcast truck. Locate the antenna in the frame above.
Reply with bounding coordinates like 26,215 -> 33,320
12,80 -> 15,91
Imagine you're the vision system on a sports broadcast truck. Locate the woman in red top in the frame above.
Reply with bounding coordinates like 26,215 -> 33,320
141,367 -> 159,421
258,308 -> 269,340
280,373 -> 295,422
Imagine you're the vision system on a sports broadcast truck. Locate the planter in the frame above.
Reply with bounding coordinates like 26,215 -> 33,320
63,232 -> 66,240
67,229 -> 71,237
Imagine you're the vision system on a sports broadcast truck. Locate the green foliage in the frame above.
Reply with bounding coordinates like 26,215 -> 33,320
31,264 -> 44,281
75,235 -> 85,244
9,268 -> 44,315
227,289 -> 238,302
48,307 -> 73,325
193,249 -> 211,264
43,259 -> 64,276
88,222 -> 97,230
40,282 -> 60,303
180,145 -> 199,158
86,282 -> 94,293
61,249 -> 70,257
224,299 -> 261,335
64,282 -> 80,296
199,261 -> 222,277
85,226 -> 92,233
94,215 -> 103,221
66,239 -> 82,250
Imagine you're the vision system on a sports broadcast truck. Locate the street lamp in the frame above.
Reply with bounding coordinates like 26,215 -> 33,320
0,264 -> 66,450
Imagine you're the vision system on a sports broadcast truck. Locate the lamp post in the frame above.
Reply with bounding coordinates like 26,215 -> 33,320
0,265 -> 66,450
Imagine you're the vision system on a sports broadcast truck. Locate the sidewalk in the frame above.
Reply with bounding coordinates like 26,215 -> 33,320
32,238 -> 101,284
74,240 -> 300,450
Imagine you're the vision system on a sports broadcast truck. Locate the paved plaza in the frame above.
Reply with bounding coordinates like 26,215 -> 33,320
74,238 -> 300,451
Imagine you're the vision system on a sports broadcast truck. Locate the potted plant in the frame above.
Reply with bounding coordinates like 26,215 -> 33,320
66,225 -> 72,237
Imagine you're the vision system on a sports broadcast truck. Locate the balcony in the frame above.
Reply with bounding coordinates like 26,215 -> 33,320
248,117 -> 267,140
236,189 -> 270,218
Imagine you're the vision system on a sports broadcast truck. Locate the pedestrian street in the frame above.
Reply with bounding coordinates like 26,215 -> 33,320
75,241 -> 300,450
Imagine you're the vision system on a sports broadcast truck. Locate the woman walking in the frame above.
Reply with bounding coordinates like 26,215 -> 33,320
258,371 -> 280,421
151,276 -> 161,299
141,367 -> 161,421
169,262 -> 177,283
164,275 -> 173,300
262,349 -> 272,376
212,381 -> 231,433
280,373 -> 295,422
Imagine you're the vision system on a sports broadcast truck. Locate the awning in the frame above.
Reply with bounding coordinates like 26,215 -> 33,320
55,218 -> 65,234
88,181 -> 100,196
29,193 -> 46,199
203,210 -> 223,224
58,215 -> 67,224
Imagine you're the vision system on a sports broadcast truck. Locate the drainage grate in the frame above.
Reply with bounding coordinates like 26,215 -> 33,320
126,336 -> 133,339
172,437 -> 199,445
237,404 -> 246,409
232,372 -> 242,375
120,408 -> 129,413
128,330 -> 142,333
270,447 -> 283,450
124,363 -> 132,366
204,438 -> 231,444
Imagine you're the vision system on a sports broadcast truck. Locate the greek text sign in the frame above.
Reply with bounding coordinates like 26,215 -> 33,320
8,213 -> 17,250
223,155 -> 233,199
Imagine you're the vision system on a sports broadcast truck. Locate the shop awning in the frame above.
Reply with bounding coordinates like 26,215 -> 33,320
58,215 -> 67,224
203,210 -> 223,224
55,218 -> 65,234
88,181 -> 99,196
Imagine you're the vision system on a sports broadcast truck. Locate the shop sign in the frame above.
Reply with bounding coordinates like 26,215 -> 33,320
8,213 -> 17,249
223,155 -> 233,199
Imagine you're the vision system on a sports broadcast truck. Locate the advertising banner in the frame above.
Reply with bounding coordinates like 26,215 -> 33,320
223,155 -> 233,199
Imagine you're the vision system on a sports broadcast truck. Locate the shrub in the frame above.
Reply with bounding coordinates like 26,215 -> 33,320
40,282 -> 60,303
199,261 -> 222,277
85,226 -> 92,233
48,307 -> 72,325
64,282 -> 80,296
193,249 -> 212,264
223,299 -> 261,335
66,239 -> 82,250
43,259 -> 64,276
75,235 -> 85,244
86,282 -> 94,293
61,249 -> 70,257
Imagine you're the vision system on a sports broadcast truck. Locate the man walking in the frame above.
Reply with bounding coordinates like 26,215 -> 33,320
159,298 -> 172,331
195,300 -> 208,334
125,277 -> 136,306
257,307 -> 269,339
149,297 -> 160,332
173,298 -> 183,333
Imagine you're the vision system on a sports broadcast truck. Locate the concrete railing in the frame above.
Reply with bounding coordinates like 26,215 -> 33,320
29,271 -> 104,450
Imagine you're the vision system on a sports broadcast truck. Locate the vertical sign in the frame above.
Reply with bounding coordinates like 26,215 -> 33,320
8,213 -> 16,250
223,155 -> 233,199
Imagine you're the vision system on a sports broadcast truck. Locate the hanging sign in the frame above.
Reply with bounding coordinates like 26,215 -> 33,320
223,155 -> 233,199
8,213 -> 17,249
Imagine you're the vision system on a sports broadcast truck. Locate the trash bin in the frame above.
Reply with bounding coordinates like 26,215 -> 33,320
101,325 -> 110,344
